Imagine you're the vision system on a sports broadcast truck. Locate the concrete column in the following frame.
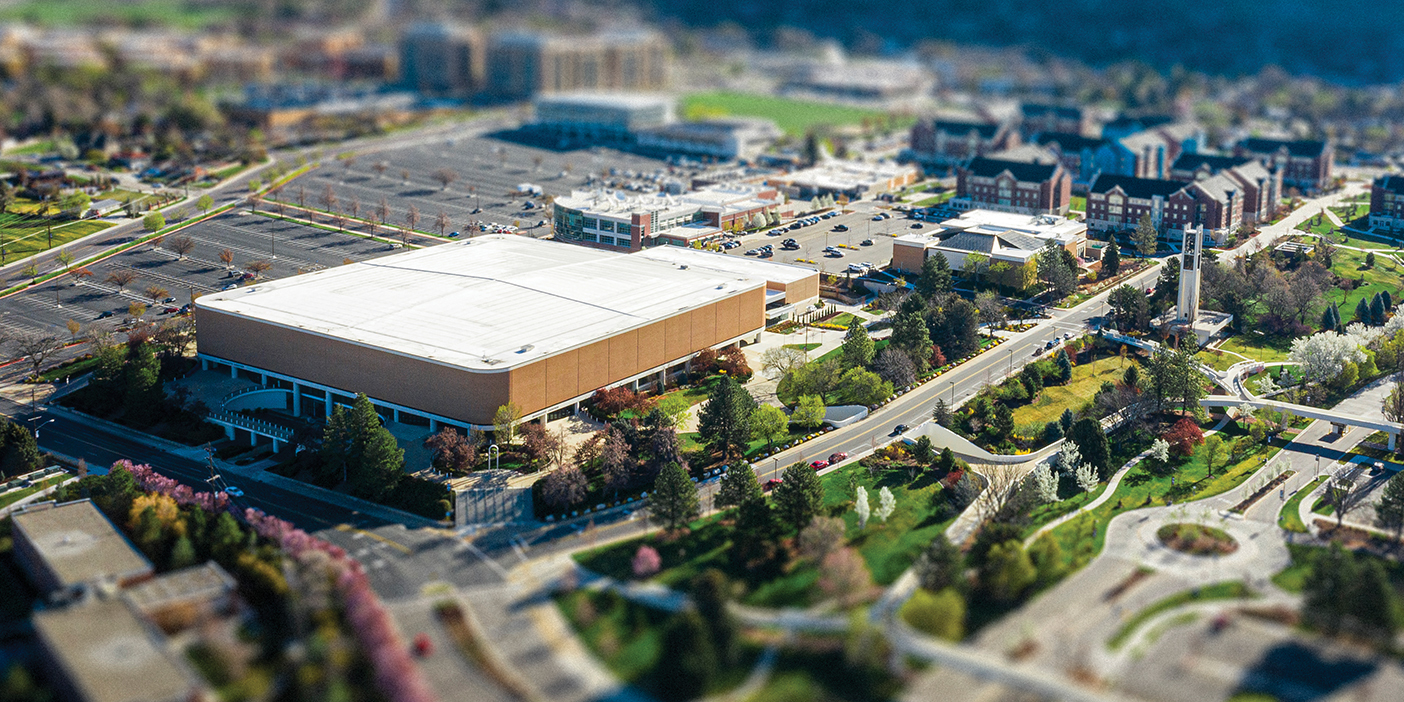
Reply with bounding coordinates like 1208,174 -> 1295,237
201,358 -> 209,371
658,369 -> 666,390
325,389 -> 333,417
292,383 -> 301,416
230,364 -> 238,379
225,425 -> 235,440
248,431 -> 257,447
272,439 -> 281,453
392,408 -> 400,423
1391,432 -> 1397,451
429,418 -> 438,432
259,373 -> 267,386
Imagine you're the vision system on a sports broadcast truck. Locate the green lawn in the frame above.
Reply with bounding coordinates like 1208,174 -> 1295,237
555,589 -> 759,697
1218,332 -> 1293,364
680,91 -> 906,137
1010,355 -> 1131,428
0,217 -> 114,263
1048,429 -> 1282,572
0,0 -> 239,28
36,354 -> 98,383
1070,195 -> 1087,212
784,343 -> 821,353
1336,233 -> 1403,251
1278,476 -> 1327,533
827,312 -> 860,328
0,474 -> 66,510
575,461 -> 956,608
1107,581 -> 1254,650
1313,246 -> 1404,327
913,192 -> 954,208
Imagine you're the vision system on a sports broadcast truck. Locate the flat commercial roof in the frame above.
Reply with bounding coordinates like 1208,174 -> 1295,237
196,235 -> 765,371
33,598 -> 196,702
13,500 -> 152,592
632,246 -> 817,285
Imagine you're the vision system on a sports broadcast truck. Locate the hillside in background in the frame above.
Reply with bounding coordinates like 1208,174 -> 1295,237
639,0 -> 1404,84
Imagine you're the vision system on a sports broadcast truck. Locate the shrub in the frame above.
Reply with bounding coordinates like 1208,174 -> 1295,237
900,587 -> 966,641
1162,417 -> 1205,457
632,545 -> 661,579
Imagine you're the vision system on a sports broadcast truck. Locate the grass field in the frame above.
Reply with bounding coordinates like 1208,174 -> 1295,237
1315,246 -> 1404,327
1070,195 -> 1087,212
575,460 -> 956,608
0,0 -> 239,28
1011,355 -> 1131,428
1278,476 -> 1327,533
0,218 -> 114,263
0,474 -> 66,510
680,91 -> 903,136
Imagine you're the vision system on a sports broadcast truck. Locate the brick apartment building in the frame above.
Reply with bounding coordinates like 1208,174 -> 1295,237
1234,138 -> 1334,195
955,156 -> 1072,216
1086,173 -> 1243,246
1170,153 -> 1282,225
1370,174 -> 1404,237
908,119 -> 1018,169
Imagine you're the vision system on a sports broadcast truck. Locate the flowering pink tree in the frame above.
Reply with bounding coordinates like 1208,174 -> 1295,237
113,461 -> 438,702
631,544 -> 661,579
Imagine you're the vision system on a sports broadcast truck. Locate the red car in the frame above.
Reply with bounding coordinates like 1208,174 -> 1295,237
828,452 -> 848,464
809,460 -> 829,471
412,632 -> 433,657
763,478 -> 783,491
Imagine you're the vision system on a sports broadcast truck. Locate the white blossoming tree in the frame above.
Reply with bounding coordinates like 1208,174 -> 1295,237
854,485 -> 870,529
1289,331 -> 1367,388
1075,462 -> 1099,492
1057,441 -> 1083,477
1026,462 -> 1058,503
876,486 -> 896,523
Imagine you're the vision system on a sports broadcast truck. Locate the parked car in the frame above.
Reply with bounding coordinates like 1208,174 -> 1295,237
810,460 -> 829,470
413,633 -> 434,657
449,231 -> 461,237
763,478 -> 783,491
161,306 -> 179,314
745,249 -> 758,256
861,239 -> 874,246
224,486 -> 244,497
828,452 -> 849,464
910,223 -> 923,229
872,215 -> 884,221
96,310 -> 115,319
893,424 -> 908,434
833,224 -> 849,232
162,297 -> 176,304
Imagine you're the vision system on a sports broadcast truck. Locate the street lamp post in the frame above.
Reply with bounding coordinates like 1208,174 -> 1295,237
949,379 -> 955,404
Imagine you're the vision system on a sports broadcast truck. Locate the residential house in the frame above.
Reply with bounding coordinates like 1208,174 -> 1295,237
1234,138 -> 1334,194
953,156 -> 1072,216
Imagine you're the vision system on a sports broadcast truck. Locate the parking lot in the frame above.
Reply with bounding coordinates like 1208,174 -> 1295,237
281,133 -> 689,240
0,212 -> 395,337
719,200 -> 916,277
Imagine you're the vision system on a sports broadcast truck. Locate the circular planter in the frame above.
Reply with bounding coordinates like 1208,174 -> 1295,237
1156,523 -> 1238,556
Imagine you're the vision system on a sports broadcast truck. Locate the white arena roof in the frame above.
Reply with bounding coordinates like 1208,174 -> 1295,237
633,246 -> 817,285
196,235 -> 766,371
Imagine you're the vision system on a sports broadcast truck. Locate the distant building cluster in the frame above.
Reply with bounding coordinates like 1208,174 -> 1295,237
400,23 -> 670,99
553,183 -> 791,251
12,499 -> 239,702
1370,174 -> 1404,236
891,209 -> 1087,275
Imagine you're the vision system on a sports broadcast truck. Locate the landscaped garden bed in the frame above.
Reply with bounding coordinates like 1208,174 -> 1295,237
1156,523 -> 1238,556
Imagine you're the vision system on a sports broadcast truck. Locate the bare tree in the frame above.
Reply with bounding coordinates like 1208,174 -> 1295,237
373,161 -> 387,178
144,285 -> 169,305
105,269 -> 137,292
273,196 -> 287,219
431,168 -> 459,190
320,183 -> 338,214
245,260 -> 273,279
332,212 -> 347,231
15,331 -> 63,379
295,184 -> 307,209
532,155 -> 543,172
403,204 -> 420,237
1384,373 -> 1404,424
167,235 -> 195,259
971,464 -> 1024,526
218,249 -> 234,272
348,197 -> 361,222
435,210 -> 450,237
375,197 -> 390,230
400,168 -> 410,182
69,267 -> 93,286
1324,475 -> 1370,529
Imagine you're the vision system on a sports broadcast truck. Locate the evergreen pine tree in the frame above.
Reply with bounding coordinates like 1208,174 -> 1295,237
1059,408 -> 1076,434
772,462 -> 824,531
1101,242 -> 1120,276
1355,296 -> 1372,325
715,464 -> 762,511
1055,349 -> 1073,383
697,376 -> 757,459
841,317 -> 875,368
1370,293 -> 1386,326
650,463 -> 700,532
916,253 -> 953,296
655,611 -> 717,700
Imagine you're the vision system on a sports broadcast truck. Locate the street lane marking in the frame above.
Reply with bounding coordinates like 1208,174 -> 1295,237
336,523 -> 412,554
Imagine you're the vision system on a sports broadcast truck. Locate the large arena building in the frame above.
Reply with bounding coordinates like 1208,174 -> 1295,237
195,235 -> 816,431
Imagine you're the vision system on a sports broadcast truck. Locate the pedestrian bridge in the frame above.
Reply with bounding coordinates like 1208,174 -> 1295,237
1201,397 -> 1403,449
